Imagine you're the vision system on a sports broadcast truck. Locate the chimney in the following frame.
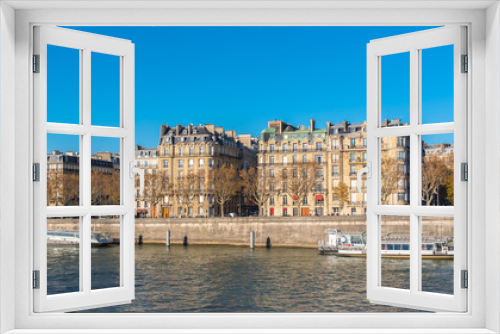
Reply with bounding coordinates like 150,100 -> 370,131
310,119 -> 315,132
176,125 -> 181,136
188,123 -> 193,134
161,124 -> 167,136
343,120 -> 348,132
326,121 -> 331,130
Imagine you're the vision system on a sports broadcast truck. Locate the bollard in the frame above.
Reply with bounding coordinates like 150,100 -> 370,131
266,237 -> 271,249
250,231 -> 255,249
138,235 -> 143,245
183,236 -> 188,246
166,229 -> 170,246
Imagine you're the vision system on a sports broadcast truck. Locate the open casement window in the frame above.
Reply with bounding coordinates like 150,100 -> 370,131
365,26 -> 467,312
33,26 -> 135,312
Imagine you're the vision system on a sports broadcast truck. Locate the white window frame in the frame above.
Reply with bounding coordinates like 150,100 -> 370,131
0,2 -> 499,333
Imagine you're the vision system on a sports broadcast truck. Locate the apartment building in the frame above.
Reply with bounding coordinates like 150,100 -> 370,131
257,118 -> 410,216
135,124 -> 258,218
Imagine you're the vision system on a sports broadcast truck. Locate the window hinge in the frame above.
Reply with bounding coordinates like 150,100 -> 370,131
33,270 -> 40,289
461,162 -> 468,182
33,54 -> 40,73
461,270 -> 468,289
33,163 -> 40,182
461,54 -> 468,73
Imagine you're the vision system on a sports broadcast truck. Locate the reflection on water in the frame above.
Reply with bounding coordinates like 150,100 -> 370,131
47,244 -> 453,312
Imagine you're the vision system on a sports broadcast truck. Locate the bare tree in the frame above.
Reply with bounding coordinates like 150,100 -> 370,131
209,164 -> 241,217
240,167 -> 272,217
141,171 -> 167,218
381,157 -> 400,205
422,155 -> 451,206
91,171 -> 120,206
333,182 -> 349,214
172,172 -> 202,217
278,162 -> 318,216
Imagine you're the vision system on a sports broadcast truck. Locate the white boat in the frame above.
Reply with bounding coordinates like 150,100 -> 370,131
319,231 -> 453,259
47,230 -> 114,246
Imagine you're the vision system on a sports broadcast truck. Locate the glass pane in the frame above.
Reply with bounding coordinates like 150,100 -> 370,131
47,45 -> 80,124
91,137 -> 121,205
421,45 -> 454,124
91,52 -> 120,127
381,215 -> 410,290
421,133 -> 454,206
91,215 -> 120,290
47,133 -> 80,206
381,52 -> 410,124
380,136 -> 410,205
421,216 -> 454,294
47,216 -> 80,295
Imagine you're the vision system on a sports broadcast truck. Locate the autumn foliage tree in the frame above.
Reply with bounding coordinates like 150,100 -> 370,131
380,157 -> 401,205
333,181 -> 349,214
47,173 -> 80,206
422,155 -> 452,206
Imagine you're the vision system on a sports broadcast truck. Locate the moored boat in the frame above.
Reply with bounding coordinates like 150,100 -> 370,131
47,230 -> 114,246
319,230 -> 453,259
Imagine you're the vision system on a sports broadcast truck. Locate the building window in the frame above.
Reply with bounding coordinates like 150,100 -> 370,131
179,147 -> 184,156
398,137 -> 405,147
350,138 -> 356,148
397,151 -> 405,161
283,156 -> 288,165
269,169 -> 274,177
332,165 -> 338,176
188,159 -> 194,168
136,161 -> 141,167
314,155 -> 323,164
270,144 -> 275,152
350,165 -> 356,175
302,143 -> 307,151
292,156 -> 297,164
144,161 -> 149,167
351,208 -> 357,216
315,169 -> 324,178
293,143 -> 298,152
293,208 -> 298,216
316,142 -> 322,151
316,181 -> 324,192
363,152 -> 367,161
269,195 -> 275,206
350,193 -> 357,205
363,138 -> 367,147
188,207 -> 193,215
282,144 -> 287,152
332,138 -> 339,149
282,195 -> 288,205
163,160 -> 168,168
209,146 -> 213,155
333,207 -> 339,216
350,153 -> 355,162
189,146 -> 194,155
303,196 -> 308,205
178,160 -> 183,168
282,208 -> 288,216
163,147 -> 169,156
269,156 -> 274,165
302,155 -> 307,163
200,146 -> 205,154
209,159 -> 214,167
179,171 -> 183,179
199,159 -> 204,167
350,179 -> 357,190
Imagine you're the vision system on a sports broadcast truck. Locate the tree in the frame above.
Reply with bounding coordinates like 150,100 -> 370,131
91,171 -> 120,206
47,172 -> 79,206
380,157 -> 400,205
333,182 -> 349,214
240,167 -> 272,217
141,171 -> 167,218
422,155 -> 451,206
173,172 -> 201,218
445,174 -> 454,205
209,164 -> 241,217
279,162 -> 318,216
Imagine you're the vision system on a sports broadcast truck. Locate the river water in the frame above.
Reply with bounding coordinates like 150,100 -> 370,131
47,244 -> 454,313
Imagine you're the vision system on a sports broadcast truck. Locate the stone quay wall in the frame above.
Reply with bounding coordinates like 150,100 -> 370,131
47,216 -> 454,249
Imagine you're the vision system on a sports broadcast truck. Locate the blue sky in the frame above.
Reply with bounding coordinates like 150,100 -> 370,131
47,26 -> 454,153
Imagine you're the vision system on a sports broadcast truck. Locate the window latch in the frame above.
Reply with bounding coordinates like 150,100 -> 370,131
461,270 -> 468,289
356,161 -> 371,194
130,161 -> 145,195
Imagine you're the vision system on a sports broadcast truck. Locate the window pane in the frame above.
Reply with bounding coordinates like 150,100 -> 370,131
91,215 -> 120,290
91,137 -> 121,205
381,215 -> 410,290
47,133 -> 80,206
47,45 -> 80,124
47,216 -> 80,295
421,133 -> 454,206
421,45 -> 454,124
421,216 -> 454,295
380,136 -> 410,205
381,52 -> 410,124
91,52 -> 120,127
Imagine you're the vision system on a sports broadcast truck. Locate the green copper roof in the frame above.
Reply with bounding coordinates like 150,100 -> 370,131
261,127 -> 276,133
